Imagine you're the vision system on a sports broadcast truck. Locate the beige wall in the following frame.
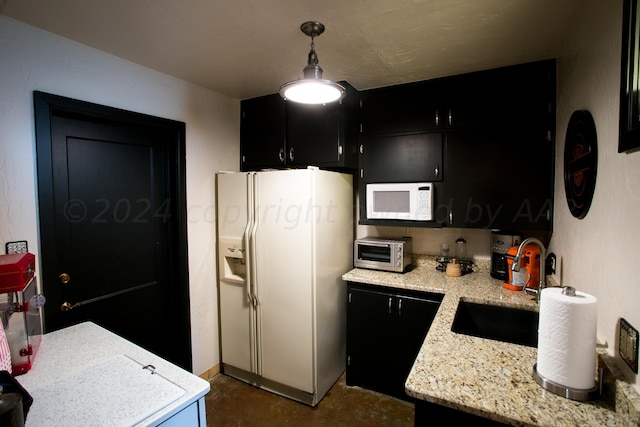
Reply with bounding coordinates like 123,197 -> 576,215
0,16 -> 240,376
551,0 -> 640,392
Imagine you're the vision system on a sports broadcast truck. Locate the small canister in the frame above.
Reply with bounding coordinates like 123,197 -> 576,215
455,238 -> 466,260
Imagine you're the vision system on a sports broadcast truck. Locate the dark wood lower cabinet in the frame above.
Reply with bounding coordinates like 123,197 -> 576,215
346,283 -> 443,401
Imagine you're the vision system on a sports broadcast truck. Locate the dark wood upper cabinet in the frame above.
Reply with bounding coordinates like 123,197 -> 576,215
286,82 -> 359,169
240,93 -> 286,171
360,80 -> 443,135
358,59 -> 556,231
361,132 -> 443,183
240,82 -> 359,171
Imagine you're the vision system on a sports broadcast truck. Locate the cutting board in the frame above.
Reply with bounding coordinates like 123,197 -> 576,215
26,354 -> 185,426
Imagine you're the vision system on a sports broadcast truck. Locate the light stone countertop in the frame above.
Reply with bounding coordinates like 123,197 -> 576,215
16,321 -> 210,426
342,255 -> 640,426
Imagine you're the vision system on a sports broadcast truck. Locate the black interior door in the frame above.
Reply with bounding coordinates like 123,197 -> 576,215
34,91 -> 192,370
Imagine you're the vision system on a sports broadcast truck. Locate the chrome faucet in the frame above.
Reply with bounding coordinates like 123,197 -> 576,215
510,237 -> 546,301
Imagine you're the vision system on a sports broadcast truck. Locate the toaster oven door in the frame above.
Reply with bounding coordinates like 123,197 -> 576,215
355,242 -> 393,269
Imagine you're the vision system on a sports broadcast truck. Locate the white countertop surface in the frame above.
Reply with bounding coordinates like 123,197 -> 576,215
15,322 -> 210,426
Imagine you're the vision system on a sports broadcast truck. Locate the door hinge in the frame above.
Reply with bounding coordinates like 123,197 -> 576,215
359,123 -> 363,133
348,292 -> 352,303
338,145 -> 343,156
546,130 -> 552,142
359,144 -> 364,154
347,355 -> 351,366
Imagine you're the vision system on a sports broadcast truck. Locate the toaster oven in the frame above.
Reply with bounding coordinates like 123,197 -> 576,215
354,236 -> 413,273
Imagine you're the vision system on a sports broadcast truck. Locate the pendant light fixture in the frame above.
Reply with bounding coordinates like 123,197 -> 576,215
279,21 -> 345,105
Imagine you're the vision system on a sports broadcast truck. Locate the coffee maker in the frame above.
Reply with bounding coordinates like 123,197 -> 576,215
503,244 -> 541,291
490,231 -> 523,280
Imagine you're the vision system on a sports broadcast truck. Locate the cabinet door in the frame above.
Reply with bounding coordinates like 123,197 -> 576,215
240,94 -> 286,171
393,295 -> 440,399
361,132 -> 443,183
443,72 -> 492,129
346,286 -> 395,393
361,81 -> 442,135
445,128 -> 553,230
286,102 -> 341,166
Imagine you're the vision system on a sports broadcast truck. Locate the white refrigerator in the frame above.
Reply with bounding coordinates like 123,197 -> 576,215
216,168 -> 353,406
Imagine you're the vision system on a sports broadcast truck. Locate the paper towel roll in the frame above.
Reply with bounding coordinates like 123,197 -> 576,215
536,287 -> 597,390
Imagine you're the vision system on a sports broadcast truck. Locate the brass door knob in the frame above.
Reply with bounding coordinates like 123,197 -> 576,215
59,273 -> 71,284
61,301 -> 80,311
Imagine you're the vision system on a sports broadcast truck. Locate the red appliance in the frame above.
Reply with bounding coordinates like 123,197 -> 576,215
0,253 -> 44,375
503,245 -> 541,291
0,253 -> 35,292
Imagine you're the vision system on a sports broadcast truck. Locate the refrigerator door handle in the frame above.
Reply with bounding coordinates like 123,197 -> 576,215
243,172 -> 254,305
249,172 -> 262,376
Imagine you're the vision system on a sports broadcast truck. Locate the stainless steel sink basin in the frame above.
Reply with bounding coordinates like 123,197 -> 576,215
451,300 -> 539,347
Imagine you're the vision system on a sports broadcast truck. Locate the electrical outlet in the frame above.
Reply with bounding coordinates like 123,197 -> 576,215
619,318 -> 639,373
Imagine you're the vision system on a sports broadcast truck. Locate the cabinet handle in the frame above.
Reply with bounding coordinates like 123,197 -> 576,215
278,148 -> 285,163
398,298 -> 402,316
434,165 -> 439,178
388,297 -> 392,314
289,147 -> 294,162
448,108 -> 452,126
435,110 -> 439,127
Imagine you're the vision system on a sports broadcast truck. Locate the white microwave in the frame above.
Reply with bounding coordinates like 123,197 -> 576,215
366,182 -> 434,221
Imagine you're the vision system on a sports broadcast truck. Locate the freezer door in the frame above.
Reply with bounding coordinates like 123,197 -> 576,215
217,172 -> 256,374
253,170 -> 315,393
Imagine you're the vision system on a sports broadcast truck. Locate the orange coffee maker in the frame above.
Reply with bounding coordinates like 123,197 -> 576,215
503,244 -> 541,291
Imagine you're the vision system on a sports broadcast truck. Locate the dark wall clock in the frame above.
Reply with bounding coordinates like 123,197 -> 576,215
564,110 -> 598,219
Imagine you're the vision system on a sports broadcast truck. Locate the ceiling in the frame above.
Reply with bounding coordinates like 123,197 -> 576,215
2,0 -> 581,100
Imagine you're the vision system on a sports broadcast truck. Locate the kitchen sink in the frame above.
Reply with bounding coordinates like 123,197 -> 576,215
451,300 -> 539,347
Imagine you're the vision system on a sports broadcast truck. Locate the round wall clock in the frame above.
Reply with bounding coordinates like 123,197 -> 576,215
564,110 -> 598,219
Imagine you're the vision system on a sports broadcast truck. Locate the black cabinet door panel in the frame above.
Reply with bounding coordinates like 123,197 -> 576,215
286,102 -> 341,166
362,132 -> 443,183
445,129 -> 553,230
240,94 -> 286,171
394,295 -> 441,397
361,81 -> 442,135
346,287 -> 395,392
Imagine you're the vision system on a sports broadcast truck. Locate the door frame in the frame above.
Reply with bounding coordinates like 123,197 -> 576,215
33,91 -> 192,370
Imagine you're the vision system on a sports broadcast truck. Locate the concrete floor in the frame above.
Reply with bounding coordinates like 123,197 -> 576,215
204,373 -> 415,426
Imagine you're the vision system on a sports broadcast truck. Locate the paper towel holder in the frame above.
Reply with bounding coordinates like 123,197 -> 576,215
532,364 -> 600,401
532,285 -> 600,401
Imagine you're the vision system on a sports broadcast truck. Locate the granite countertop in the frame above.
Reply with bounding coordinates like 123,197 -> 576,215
343,256 -> 640,426
16,322 -> 210,426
